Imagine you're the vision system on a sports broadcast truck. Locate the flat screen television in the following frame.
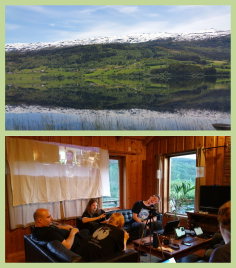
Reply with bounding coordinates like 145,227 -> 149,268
199,185 -> 230,214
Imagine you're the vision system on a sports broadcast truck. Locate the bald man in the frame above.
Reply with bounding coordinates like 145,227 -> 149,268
32,208 -> 88,254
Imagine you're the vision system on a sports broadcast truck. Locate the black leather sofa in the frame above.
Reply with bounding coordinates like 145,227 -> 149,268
24,234 -> 139,262
76,209 -> 134,232
76,209 -> 163,239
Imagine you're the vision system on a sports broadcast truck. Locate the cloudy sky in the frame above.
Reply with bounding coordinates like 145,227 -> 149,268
6,5 -> 230,43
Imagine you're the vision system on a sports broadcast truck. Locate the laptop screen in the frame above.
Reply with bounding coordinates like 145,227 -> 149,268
194,226 -> 203,236
164,220 -> 180,234
175,226 -> 186,238
162,257 -> 176,263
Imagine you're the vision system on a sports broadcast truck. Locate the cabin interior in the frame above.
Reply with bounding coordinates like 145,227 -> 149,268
5,136 -> 231,262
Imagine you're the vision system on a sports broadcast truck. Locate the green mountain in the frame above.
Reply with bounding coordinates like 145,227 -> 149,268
6,36 -> 230,111
171,158 -> 196,184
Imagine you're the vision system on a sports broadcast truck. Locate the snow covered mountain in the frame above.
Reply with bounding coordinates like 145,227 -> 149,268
5,29 -> 230,52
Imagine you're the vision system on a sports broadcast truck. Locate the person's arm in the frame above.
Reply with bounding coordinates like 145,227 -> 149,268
61,228 -> 79,249
82,213 -> 106,223
132,212 -> 143,223
124,230 -> 129,250
51,220 -> 74,230
132,201 -> 146,223
56,224 -> 74,230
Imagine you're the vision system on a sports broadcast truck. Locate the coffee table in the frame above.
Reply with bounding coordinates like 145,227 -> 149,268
133,235 -> 212,261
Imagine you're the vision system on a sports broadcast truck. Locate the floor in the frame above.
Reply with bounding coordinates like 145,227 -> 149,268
127,241 -> 161,262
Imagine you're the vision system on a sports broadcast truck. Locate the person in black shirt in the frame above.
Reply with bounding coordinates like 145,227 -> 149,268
130,195 -> 161,240
81,198 -> 106,233
80,212 -> 129,261
32,208 -> 89,254
209,201 -> 231,263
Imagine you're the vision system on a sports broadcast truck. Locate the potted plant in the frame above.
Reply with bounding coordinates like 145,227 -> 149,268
169,181 -> 195,217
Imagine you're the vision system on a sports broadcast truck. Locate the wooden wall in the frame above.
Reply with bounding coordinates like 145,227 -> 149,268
143,136 -> 231,199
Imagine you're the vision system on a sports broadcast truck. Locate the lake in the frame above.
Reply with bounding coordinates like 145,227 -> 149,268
5,78 -> 230,130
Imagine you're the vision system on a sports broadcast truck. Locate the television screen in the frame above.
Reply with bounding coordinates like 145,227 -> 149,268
199,185 -> 230,213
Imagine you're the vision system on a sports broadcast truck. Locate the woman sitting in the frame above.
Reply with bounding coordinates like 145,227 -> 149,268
80,212 -> 129,261
81,198 -> 106,233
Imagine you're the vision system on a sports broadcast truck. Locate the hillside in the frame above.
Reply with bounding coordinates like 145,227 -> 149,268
6,35 -> 230,111
171,158 -> 196,184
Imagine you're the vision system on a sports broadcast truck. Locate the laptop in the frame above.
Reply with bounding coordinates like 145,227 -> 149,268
194,226 -> 203,236
193,226 -> 210,239
175,226 -> 186,239
176,226 -> 196,243
159,220 -> 180,235
162,257 -> 176,263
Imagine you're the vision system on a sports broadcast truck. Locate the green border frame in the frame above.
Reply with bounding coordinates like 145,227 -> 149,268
1,0 -> 234,266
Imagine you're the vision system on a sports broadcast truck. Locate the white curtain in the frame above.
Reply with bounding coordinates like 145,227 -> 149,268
6,168 -> 61,229
196,146 -> 206,178
62,197 -> 102,219
6,137 -> 110,228
100,148 -> 110,196
155,154 -> 164,212
6,137 -> 110,206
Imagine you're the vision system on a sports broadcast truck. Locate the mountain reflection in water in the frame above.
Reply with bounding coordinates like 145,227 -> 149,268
6,78 -> 230,113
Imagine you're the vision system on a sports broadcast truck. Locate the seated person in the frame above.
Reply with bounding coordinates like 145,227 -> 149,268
32,208 -> 89,255
203,232 -> 224,261
129,195 -> 161,240
209,201 -> 231,263
81,198 -> 106,233
178,201 -> 230,263
80,212 -> 129,261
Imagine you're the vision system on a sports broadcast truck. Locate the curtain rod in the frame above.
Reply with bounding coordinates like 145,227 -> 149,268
203,145 -> 227,150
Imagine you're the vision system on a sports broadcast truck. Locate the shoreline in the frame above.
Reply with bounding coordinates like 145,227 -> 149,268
5,105 -> 230,130
5,105 -> 230,120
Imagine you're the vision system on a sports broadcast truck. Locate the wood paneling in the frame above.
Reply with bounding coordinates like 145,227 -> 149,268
223,136 -> 231,185
144,136 -> 231,198
184,136 -> 195,151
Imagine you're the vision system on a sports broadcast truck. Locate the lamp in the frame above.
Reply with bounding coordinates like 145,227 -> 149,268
196,147 -> 206,178
156,169 -> 161,179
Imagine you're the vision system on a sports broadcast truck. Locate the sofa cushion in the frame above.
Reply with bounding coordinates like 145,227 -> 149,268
47,240 -> 82,262
24,234 -> 58,262
24,233 -> 139,262
30,233 -> 48,247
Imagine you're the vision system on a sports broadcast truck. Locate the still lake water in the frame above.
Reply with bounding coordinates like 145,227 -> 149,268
5,78 -> 230,130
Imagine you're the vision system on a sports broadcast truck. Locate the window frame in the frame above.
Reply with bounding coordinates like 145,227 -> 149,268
102,155 -> 124,210
164,151 -> 196,215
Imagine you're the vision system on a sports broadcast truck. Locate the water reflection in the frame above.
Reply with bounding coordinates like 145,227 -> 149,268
6,77 -> 230,113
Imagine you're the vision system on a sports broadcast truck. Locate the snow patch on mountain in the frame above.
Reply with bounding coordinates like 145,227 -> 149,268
5,29 -> 230,52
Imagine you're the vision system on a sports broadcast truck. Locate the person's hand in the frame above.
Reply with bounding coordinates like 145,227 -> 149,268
65,224 -> 74,230
124,231 -> 129,241
70,228 -> 79,236
99,213 -> 106,219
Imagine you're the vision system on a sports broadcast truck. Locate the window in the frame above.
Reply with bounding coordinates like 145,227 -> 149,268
102,157 -> 123,209
169,153 -> 196,215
